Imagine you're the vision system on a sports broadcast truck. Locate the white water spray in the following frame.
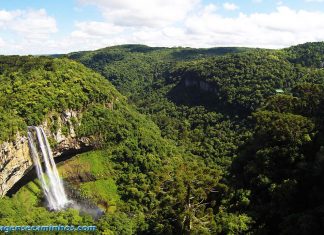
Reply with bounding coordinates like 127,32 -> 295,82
27,126 -> 69,210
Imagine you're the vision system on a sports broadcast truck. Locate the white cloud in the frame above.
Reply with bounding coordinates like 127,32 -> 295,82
305,0 -> 324,2
10,9 -> 57,40
0,9 -> 58,54
203,4 -> 219,13
71,21 -> 124,38
184,6 -> 324,48
223,2 -> 239,11
0,9 -> 57,40
69,1 -> 324,52
0,37 -> 5,47
78,0 -> 200,27
1,3 -> 324,54
64,5 -> 324,51
0,10 -> 19,22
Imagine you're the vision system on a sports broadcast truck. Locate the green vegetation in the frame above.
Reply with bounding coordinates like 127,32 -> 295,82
1,42 -> 324,234
232,82 -> 324,234
0,56 -> 121,142
67,42 -> 324,234
284,41 -> 324,67
0,180 -> 94,235
1,54 -> 245,234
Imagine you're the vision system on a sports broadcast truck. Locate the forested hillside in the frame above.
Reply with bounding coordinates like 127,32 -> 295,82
1,42 -> 323,234
284,42 -> 324,67
67,42 -> 324,234
0,55 -> 251,234
0,56 -> 123,143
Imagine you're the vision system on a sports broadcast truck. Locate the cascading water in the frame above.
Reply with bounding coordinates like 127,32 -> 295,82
27,126 -> 69,210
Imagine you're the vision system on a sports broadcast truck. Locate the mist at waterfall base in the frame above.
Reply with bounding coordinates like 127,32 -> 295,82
27,126 -> 103,218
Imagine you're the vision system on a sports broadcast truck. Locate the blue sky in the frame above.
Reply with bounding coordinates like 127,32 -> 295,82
0,0 -> 324,54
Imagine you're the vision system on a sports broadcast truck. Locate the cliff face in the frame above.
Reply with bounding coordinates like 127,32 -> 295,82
0,110 -> 93,197
0,134 -> 31,197
44,109 -> 93,157
184,77 -> 218,93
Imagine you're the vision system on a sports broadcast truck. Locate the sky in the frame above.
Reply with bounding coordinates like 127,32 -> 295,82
0,0 -> 324,54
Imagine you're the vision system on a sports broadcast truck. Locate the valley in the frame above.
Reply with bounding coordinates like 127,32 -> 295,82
0,42 -> 324,234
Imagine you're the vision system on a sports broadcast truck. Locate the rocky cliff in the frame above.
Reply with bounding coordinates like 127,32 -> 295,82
184,77 -> 218,93
0,110 -> 93,197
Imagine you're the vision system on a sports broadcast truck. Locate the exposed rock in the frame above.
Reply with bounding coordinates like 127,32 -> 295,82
44,109 -> 92,157
0,134 -> 31,197
0,110 -> 94,197
106,102 -> 113,110
184,77 -> 218,93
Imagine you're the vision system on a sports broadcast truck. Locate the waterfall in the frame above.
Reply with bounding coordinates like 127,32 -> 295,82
27,126 -> 69,210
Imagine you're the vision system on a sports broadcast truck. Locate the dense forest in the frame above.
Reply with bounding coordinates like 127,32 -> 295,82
0,42 -> 324,234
